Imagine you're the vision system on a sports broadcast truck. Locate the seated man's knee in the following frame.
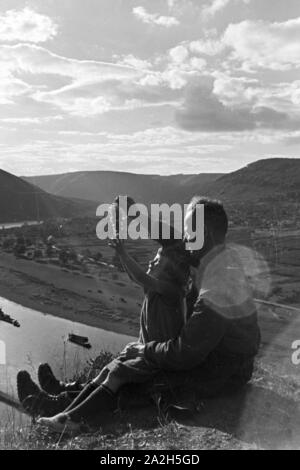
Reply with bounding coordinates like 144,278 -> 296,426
102,371 -> 127,393
92,366 -> 109,386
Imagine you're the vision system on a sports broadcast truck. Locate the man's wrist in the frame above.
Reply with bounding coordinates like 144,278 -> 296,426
140,344 -> 146,358
143,342 -> 155,365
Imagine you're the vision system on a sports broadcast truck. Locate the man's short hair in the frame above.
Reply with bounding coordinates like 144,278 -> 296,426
188,196 -> 228,243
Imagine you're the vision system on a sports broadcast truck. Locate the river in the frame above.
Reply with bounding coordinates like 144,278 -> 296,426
0,296 -> 136,425
0,221 -> 43,231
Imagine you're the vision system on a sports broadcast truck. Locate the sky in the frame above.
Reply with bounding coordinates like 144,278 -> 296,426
0,0 -> 299,176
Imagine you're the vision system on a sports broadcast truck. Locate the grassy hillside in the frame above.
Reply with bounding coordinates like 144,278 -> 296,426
205,158 -> 300,202
2,358 -> 299,450
0,169 -> 95,223
23,158 -> 300,206
23,171 -> 222,204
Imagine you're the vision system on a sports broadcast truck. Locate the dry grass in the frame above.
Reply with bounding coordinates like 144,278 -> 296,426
1,357 -> 299,450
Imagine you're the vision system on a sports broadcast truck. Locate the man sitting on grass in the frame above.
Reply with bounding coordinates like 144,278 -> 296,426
17,196 -> 261,433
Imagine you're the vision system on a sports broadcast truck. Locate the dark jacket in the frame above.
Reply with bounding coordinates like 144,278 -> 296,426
144,243 -> 261,371
144,299 -> 260,371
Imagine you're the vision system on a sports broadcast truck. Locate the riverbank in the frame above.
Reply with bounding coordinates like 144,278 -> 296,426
0,252 -> 141,337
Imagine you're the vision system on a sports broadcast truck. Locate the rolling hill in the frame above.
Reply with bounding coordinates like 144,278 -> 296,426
23,171 -> 222,204
0,169 -> 95,223
204,158 -> 300,203
23,158 -> 300,205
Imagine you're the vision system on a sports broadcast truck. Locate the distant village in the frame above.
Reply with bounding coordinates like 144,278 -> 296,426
0,218 -> 123,274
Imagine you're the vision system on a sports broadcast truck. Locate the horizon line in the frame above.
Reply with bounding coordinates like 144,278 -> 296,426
3,156 -> 299,179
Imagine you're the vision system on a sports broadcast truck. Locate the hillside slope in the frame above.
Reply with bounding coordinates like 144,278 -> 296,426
0,169 -> 95,223
23,171 -> 222,204
23,158 -> 300,205
204,158 -> 300,202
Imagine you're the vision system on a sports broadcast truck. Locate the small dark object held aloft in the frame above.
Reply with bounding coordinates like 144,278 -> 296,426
0,308 -> 20,328
68,333 -> 91,349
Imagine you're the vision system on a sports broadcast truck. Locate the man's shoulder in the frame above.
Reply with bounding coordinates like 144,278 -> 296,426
192,294 -> 228,323
194,286 -> 257,323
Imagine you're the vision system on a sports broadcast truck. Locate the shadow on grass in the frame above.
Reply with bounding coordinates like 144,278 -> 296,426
84,375 -> 299,450
178,383 -> 300,450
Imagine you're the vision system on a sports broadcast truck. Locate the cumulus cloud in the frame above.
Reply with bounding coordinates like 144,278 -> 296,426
189,38 -> 225,56
133,6 -> 179,27
169,45 -> 189,63
0,8 -> 57,43
139,43 -> 207,90
212,74 -> 259,106
223,17 -> 300,70
176,82 -> 300,132
213,74 -> 300,117
143,62 -> 206,91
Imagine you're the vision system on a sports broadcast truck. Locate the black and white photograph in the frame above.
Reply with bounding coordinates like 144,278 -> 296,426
0,0 -> 299,453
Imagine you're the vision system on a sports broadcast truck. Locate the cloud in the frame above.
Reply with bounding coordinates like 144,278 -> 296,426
189,38 -> 225,56
0,115 -> 63,125
0,43 -> 185,116
213,75 -> 300,117
116,54 -> 152,70
223,17 -> 300,70
202,0 -> 231,19
202,0 -> 250,20
101,127 -> 203,147
212,74 -> 259,107
0,43 -> 137,85
116,49 -> 205,94
176,82 -> 300,132
283,132 -> 300,146
133,6 -> 179,27
0,74 -> 32,103
167,0 -> 177,9
0,43 -> 142,114
139,61 -> 207,91
169,45 -> 189,63
34,74 -> 179,116
139,43 -> 207,91
53,126 -> 231,154
0,125 -> 233,175
34,95 -> 176,117
0,8 -> 57,43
